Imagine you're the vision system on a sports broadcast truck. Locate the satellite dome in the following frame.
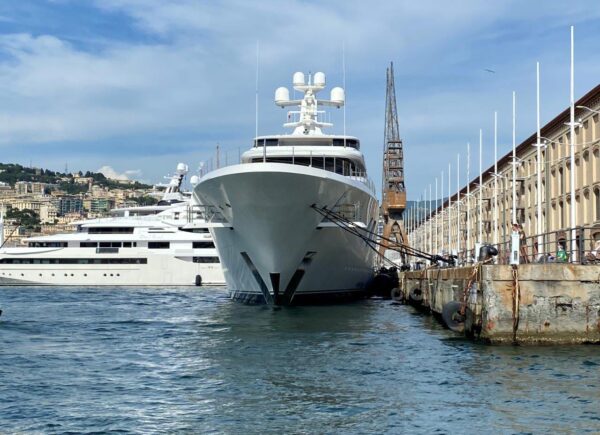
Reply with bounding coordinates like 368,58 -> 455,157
190,175 -> 200,186
313,72 -> 326,87
330,87 -> 345,107
275,87 -> 290,105
293,72 -> 305,86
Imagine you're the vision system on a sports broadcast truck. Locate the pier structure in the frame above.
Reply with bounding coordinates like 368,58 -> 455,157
408,83 -> 600,265
398,30 -> 600,344
398,264 -> 600,344
398,80 -> 600,344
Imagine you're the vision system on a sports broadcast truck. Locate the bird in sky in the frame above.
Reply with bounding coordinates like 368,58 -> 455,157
484,68 -> 496,73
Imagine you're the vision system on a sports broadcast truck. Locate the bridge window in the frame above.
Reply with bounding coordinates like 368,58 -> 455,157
148,242 -> 170,249
99,242 -> 122,248
88,227 -> 134,234
332,138 -> 360,149
193,241 -> 215,249
28,242 -> 68,248
193,257 -> 220,263
253,138 -> 279,147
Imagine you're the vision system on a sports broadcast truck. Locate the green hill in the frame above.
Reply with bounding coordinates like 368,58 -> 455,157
0,163 -> 152,190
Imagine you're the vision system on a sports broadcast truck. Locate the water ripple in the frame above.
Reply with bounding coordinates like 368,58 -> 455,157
1,287 -> 599,433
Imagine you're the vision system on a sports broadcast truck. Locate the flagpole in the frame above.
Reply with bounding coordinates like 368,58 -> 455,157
467,142 -> 471,261
512,91 -> 517,224
479,129 -> 483,244
536,61 -> 544,258
569,26 -> 577,262
457,153 -> 461,258
494,111 -> 498,247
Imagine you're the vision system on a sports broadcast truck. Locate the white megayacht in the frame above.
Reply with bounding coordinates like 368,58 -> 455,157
194,71 -> 379,304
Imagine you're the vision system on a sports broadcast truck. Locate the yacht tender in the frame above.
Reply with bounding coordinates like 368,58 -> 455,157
193,71 -> 378,304
0,164 -> 225,286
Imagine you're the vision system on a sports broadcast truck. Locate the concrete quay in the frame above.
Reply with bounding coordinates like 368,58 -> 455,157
398,264 -> 600,344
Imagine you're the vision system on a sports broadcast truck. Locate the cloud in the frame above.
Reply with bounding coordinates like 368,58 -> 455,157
97,165 -> 141,181
0,0 -> 599,190
0,1 -> 512,145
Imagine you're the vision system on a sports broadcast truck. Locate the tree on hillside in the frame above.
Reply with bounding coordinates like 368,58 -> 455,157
6,208 -> 41,231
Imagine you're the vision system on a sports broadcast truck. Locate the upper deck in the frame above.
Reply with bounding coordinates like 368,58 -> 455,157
252,136 -> 360,150
196,71 -> 376,193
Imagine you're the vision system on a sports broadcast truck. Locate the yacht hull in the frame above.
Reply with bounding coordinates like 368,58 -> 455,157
0,251 -> 224,286
194,163 -> 378,304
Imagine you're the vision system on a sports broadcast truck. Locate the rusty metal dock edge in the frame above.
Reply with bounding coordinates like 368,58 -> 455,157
399,265 -> 600,344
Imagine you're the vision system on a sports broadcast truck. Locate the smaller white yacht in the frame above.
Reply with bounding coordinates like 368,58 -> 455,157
0,163 -> 225,286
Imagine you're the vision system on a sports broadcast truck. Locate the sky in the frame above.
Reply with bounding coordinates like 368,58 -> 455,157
0,1 -> 599,197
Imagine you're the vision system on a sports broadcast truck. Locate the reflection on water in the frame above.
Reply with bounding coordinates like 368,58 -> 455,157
0,287 -> 598,433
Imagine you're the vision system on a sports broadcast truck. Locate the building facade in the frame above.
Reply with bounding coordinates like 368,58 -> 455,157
409,84 -> 600,263
53,196 -> 84,216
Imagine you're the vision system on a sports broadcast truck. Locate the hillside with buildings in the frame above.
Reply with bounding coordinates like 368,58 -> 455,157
0,162 -> 159,246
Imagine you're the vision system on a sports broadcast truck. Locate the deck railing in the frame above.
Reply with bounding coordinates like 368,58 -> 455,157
421,225 -> 600,266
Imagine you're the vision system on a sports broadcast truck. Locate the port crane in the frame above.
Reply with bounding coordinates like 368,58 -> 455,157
379,62 -> 409,264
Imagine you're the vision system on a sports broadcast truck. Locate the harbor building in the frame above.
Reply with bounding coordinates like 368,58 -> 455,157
53,196 -> 84,216
410,83 -> 600,263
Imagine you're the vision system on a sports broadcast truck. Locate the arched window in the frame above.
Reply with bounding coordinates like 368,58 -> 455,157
559,167 -> 564,195
559,201 -> 564,228
595,188 -> 600,221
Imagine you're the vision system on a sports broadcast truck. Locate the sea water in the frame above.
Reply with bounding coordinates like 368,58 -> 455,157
1,287 -> 599,433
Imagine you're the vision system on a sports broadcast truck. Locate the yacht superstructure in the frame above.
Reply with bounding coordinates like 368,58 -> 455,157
194,72 -> 378,304
0,164 -> 225,286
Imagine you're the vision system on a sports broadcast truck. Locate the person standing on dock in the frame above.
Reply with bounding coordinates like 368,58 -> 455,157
557,240 -> 568,263
516,224 -> 529,263
585,240 -> 600,263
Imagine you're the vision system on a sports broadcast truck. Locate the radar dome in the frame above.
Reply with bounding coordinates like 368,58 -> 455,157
330,87 -> 345,107
190,175 -> 200,186
275,87 -> 290,105
313,72 -> 326,87
176,163 -> 189,173
293,72 -> 305,86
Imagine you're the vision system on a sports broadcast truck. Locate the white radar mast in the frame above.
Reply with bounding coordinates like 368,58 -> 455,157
274,72 -> 345,135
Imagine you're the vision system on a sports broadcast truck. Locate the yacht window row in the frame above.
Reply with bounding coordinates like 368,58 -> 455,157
87,227 -> 135,234
192,241 -> 215,249
253,138 -> 360,150
0,258 -> 148,264
28,242 -> 68,248
80,242 -> 138,248
28,241 -> 216,249
250,156 -> 365,176
181,227 -> 210,234
1,271 -> 123,278
148,242 -> 170,249
193,256 -> 220,263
